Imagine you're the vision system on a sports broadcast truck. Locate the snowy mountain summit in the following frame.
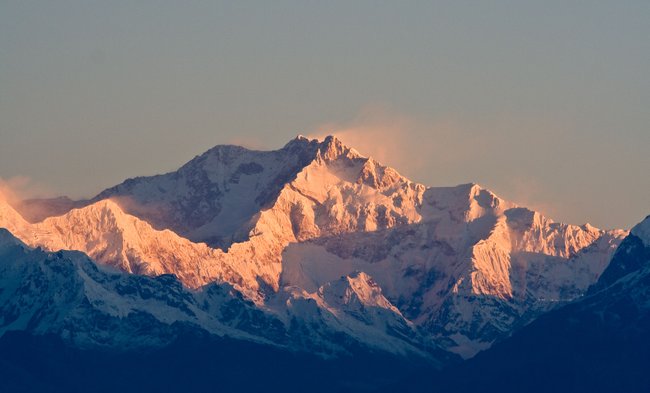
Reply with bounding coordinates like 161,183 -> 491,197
0,135 -> 628,359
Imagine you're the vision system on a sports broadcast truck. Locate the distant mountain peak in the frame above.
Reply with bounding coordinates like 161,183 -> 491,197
323,271 -> 400,312
287,134 -> 313,145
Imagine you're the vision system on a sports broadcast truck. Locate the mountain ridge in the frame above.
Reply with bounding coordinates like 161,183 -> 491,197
0,135 -> 628,358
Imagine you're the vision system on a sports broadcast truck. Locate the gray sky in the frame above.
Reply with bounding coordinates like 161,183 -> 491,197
1,1 -> 648,230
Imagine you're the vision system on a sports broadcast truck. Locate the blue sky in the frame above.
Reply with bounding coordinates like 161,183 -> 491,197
1,1 -> 648,229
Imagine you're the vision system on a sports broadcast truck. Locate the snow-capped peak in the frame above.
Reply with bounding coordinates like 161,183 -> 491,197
311,135 -> 361,162
319,271 -> 402,315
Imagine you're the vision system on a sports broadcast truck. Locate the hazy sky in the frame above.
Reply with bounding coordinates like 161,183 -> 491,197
1,1 -> 648,230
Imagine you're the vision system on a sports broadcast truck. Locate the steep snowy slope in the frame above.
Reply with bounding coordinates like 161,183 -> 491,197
91,137 -> 322,248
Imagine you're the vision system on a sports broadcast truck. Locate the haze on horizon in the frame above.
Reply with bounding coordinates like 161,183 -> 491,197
1,1 -> 648,230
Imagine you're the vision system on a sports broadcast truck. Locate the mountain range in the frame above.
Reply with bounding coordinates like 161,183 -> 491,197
0,135 -> 647,392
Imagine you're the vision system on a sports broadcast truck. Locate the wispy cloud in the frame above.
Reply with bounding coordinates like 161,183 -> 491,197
307,105 -> 486,182
0,176 -> 54,205
501,176 -> 562,222
308,105 -> 429,177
